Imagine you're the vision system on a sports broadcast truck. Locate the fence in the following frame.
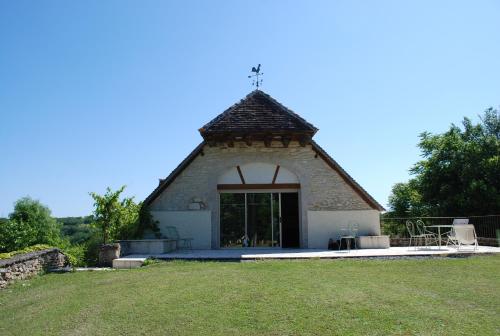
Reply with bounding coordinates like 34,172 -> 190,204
381,215 -> 500,239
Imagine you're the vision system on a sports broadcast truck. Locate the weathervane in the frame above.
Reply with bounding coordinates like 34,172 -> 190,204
248,64 -> 263,89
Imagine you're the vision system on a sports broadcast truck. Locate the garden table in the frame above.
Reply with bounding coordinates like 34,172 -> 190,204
425,225 -> 453,249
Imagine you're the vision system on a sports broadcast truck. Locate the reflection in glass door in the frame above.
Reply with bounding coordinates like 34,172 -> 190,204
220,192 -> 281,248
247,194 -> 272,247
272,193 -> 280,247
220,193 -> 246,248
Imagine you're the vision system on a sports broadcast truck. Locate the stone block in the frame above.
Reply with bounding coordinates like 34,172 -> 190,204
356,235 -> 390,249
112,258 -> 145,269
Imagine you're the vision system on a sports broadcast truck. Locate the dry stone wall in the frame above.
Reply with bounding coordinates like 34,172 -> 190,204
0,248 -> 67,289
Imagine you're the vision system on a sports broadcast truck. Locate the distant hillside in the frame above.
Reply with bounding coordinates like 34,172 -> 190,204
1,215 -> 94,245
57,216 -> 94,244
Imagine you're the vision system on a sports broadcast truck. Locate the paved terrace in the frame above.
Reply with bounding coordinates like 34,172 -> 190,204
113,246 -> 500,268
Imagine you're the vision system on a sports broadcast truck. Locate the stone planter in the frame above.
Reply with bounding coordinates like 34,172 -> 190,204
98,243 -> 121,267
356,235 -> 390,249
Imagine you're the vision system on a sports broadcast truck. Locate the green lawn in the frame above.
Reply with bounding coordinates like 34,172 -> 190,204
1,256 -> 499,336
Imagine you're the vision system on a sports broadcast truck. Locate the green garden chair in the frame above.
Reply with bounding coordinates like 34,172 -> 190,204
164,226 -> 193,250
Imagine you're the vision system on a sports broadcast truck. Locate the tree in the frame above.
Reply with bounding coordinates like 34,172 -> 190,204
387,180 -> 428,217
0,197 -> 60,252
89,186 -> 157,244
58,215 -> 94,244
90,186 -> 127,244
388,107 -> 500,216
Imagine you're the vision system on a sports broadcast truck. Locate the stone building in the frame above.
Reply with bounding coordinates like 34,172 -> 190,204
144,90 -> 384,249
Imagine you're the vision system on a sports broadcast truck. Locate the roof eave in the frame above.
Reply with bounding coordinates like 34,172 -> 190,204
143,142 -> 206,206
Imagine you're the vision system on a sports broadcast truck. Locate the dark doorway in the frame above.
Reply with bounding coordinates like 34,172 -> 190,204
281,192 -> 300,248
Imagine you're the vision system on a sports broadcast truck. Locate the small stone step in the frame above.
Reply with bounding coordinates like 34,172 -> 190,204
112,258 -> 146,269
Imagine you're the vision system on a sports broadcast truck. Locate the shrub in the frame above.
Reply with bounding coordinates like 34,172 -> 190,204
0,197 -> 60,252
89,186 -> 159,244
0,244 -> 53,260
61,244 -> 87,267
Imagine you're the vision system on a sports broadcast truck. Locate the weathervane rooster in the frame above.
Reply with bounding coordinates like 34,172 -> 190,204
248,64 -> 263,89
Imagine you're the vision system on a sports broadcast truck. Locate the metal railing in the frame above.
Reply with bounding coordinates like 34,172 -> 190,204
381,215 -> 500,239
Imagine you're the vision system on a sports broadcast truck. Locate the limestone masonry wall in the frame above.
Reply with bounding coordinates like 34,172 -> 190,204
0,249 -> 67,289
150,141 -> 376,247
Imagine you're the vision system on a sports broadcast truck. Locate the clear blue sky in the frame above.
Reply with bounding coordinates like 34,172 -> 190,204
1,1 -> 499,217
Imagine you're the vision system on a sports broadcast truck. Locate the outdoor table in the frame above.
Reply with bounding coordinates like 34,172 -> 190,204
425,225 -> 453,249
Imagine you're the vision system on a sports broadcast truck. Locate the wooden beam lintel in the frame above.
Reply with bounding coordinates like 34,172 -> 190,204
217,183 -> 300,190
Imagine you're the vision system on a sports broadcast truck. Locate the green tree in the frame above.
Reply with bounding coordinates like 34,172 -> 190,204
388,108 -> 500,216
89,186 -> 157,244
90,186 -> 126,244
58,215 -> 94,244
387,180 -> 428,217
0,197 -> 60,252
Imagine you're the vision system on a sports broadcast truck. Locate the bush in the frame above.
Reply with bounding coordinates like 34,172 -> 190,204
0,197 -> 60,252
0,242 -> 87,267
89,186 -> 159,244
61,244 -> 87,267
0,244 -> 53,260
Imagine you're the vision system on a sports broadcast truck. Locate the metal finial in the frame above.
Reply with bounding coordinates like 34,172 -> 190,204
248,64 -> 263,89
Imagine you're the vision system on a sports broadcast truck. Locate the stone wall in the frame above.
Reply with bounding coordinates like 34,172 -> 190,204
150,141 -> 376,247
0,249 -> 67,289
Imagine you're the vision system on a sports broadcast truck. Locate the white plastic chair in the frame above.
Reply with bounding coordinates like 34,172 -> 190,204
447,224 -> 478,251
447,218 -> 469,246
452,218 -> 469,225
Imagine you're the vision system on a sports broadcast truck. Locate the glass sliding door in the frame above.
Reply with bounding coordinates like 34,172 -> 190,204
220,192 -> 282,248
247,193 -> 272,247
220,193 -> 246,248
272,193 -> 280,247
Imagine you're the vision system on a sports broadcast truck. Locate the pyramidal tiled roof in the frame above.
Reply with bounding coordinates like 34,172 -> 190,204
199,90 -> 318,137
144,90 -> 385,211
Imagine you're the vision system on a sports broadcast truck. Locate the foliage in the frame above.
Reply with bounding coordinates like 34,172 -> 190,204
386,180 -> 428,218
1,257 -> 499,335
61,244 -> 87,267
58,216 -> 94,244
0,241 -> 86,267
142,258 -> 162,267
0,197 -> 61,252
0,188 -> 157,266
89,186 -> 159,244
135,204 -> 161,239
0,244 -> 53,260
81,234 -> 102,266
89,186 -> 125,244
388,108 -> 500,217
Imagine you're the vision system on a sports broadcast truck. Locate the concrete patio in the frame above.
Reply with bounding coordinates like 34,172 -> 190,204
113,245 -> 500,268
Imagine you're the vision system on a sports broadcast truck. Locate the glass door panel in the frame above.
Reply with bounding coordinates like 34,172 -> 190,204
246,193 -> 272,247
220,192 -> 281,248
220,193 -> 245,248
272,193 -> 280,247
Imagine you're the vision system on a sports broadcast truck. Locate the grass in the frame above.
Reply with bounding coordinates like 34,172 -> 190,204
1,256 -> 499,336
